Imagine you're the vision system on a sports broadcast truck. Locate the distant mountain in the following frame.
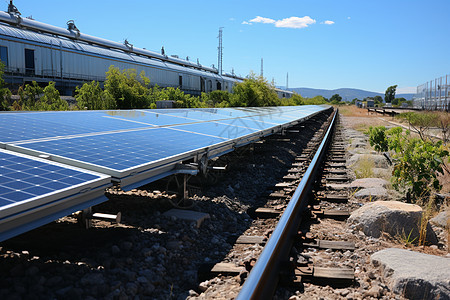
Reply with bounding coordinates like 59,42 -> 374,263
280,87 -> 414,101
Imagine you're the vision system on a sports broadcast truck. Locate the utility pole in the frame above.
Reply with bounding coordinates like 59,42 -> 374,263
260,58 -> 263,78
218,27 -> 223,75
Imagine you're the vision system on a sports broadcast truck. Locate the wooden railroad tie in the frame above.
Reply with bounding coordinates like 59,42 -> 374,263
283,174 -> 299,180
323,169 -> 347,175
323,175 -> 349,182
269,191 -> 290,199
318,193 -> 348,203
294,266 -> 354,284
324,162 -> 346,168
302,239 -> 355,251
328,158 -> 346,164
209,263 -> 245,276
255,207 -> 282,218
236,235 -> 266,245
310,206 -> 350,220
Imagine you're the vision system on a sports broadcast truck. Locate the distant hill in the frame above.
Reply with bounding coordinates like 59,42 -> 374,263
281,87 -> 414,101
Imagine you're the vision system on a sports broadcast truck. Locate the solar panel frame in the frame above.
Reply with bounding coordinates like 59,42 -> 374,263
0,148 -> 111,241
0,148 -> 111,218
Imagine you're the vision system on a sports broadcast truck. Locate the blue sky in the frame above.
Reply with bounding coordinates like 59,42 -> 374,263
10,0 -> 450,94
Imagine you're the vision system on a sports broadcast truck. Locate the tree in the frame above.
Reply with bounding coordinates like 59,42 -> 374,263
384,85 -> 397,103
104,66 -> 152,109
374,95 -> 383,105
206,90 -> 231,107
34,82 -> 68,111
291,93 -> 305,105
75,81 -> 116,110
230,72 -> 280,107
330,94 -> 342,103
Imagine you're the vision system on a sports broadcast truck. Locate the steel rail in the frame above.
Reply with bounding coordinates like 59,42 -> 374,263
237,109 -> 338,300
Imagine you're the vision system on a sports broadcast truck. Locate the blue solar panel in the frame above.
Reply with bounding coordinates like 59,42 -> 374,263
1,106 -> 328,181
0,149 -> 110,218
12,127 -> 228,176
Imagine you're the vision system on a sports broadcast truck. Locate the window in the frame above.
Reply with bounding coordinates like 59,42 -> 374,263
0,46 -> 8,67
179,75 -> 182,87
25,49 -> 35,75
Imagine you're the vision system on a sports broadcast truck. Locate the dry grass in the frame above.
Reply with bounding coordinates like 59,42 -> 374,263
339,106 -> 390,132
354,155 -> 375,178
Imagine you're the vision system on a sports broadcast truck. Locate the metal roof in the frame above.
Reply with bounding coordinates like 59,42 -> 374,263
0,23 -> 222,79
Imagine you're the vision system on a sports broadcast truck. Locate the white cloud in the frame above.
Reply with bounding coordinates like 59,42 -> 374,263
322,20 -> 335,25
249,16 -> 276,24
244,15 -> 316,29
275,16 -> 316,28
347,16 -> 351,20
229,17 -> 235,21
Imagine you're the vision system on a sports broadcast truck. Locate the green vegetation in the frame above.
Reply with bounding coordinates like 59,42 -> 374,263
384,85 -> 397,103
0,65 -> 334,111
75,80 -> 116,110
0,61 -> 12,111
15,81 -> 68,111
368,125 -> 449,203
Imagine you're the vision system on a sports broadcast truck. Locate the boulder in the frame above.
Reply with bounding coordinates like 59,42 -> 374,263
350,178 -> 388,189
354,187 -> 389,200
430,210 -> 449,228
348,201 -> 438,244
371,248 -> 450,300
347,154 -> 390,168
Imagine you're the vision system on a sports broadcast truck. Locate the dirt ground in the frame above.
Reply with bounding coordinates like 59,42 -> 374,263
339,105 -> 450,196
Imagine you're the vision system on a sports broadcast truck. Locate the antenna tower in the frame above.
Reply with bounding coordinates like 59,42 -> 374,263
218,27 -> 223,75
261,58 -> 263,77
286,72 -> 289,89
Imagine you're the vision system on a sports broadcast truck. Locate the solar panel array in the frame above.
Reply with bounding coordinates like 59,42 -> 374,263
0,105 -> 329,241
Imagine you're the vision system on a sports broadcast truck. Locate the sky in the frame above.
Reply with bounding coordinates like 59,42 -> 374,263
8,0 -> 450,94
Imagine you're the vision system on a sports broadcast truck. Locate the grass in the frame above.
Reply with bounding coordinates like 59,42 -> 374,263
354,155 -> 375,179
397,228 -> 418,247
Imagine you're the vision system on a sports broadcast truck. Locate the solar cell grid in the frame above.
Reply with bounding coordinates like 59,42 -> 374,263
12,126 -> 229,176
1,106 -> 328,180
0,149 -> 109,215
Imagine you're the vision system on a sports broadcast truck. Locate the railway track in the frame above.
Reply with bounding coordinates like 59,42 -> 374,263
193,108 -> 361,299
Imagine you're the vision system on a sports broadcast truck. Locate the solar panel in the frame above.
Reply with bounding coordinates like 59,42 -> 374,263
0,148 -> 111,241
1,106 -> 329,186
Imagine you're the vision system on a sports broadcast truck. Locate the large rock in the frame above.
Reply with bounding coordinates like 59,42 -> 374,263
350,178 -> 388,189
371,248 -> 450,300
348,201 -> 438,244
430,210 -> 449,228
354,187 -> 389,200
347,153 -> 390,168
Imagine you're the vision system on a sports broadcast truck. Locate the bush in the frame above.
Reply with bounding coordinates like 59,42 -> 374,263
230,73 -> 280,107
368,125 -> 449,201
104,66 -> 153,109
75,81 -> 116,110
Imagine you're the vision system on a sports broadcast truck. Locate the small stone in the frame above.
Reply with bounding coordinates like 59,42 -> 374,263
198,281 -> 209,292
367,271 -> 377,280
364,285 -> 382,298
189,289 -> 199,297
137,276 -> 148,284
111,245 -> 120,255
340,289 -> 350,297
126,282 -> 138,295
